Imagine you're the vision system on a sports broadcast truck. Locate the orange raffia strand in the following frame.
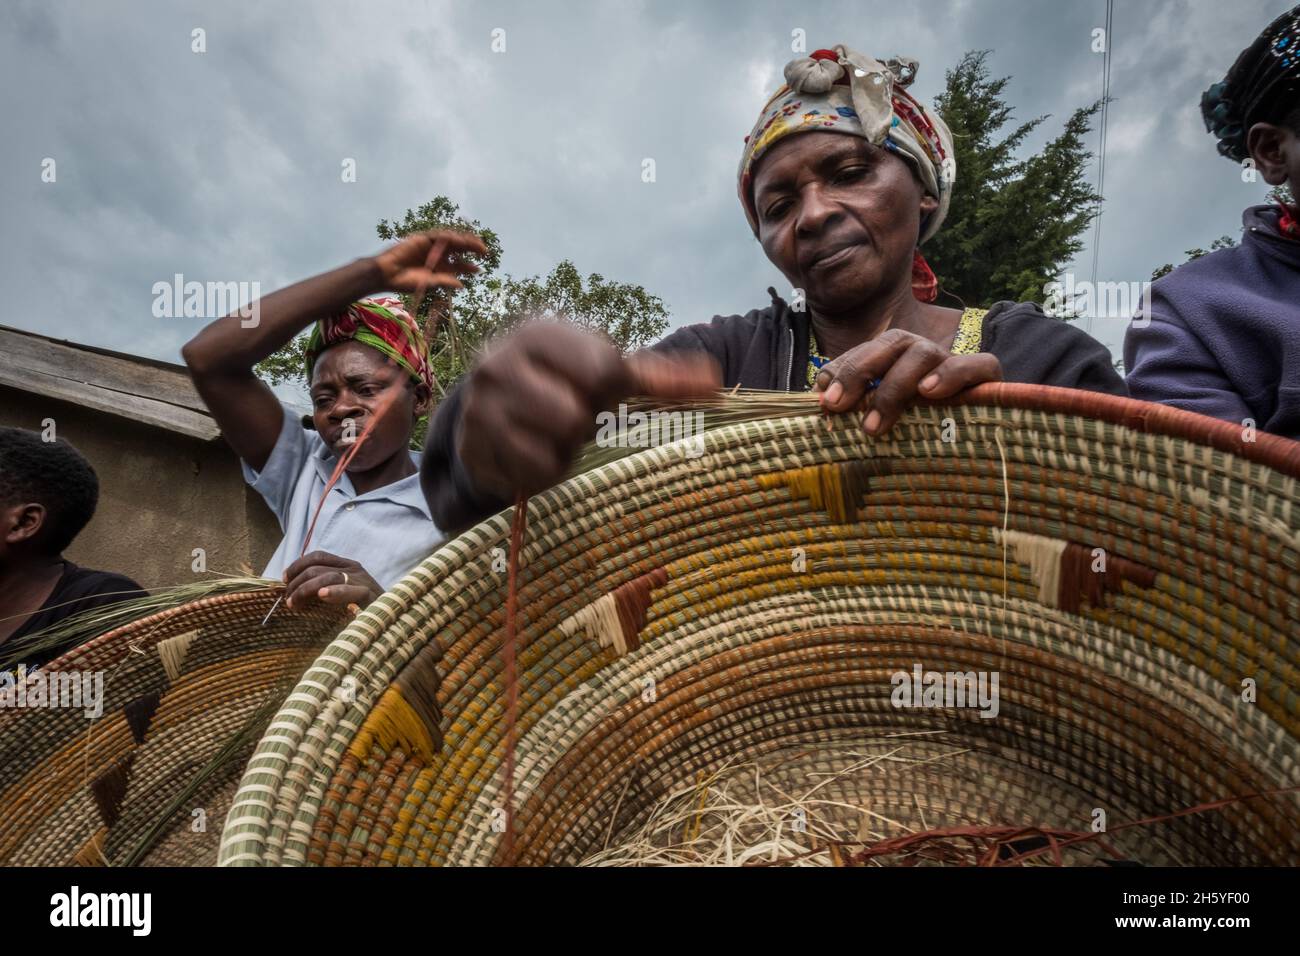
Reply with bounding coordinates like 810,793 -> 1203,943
298,235 -> 450,559
738,785 -> 1300,867
985,784 -> 1300,867
298,385 -> 401,558
502,494 -> 529,866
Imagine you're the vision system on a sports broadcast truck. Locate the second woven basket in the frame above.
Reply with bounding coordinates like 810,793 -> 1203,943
0,590 -> 347,866
219,385 -> 1300,866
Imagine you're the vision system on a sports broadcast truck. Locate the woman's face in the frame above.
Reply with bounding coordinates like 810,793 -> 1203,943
309,341 -> 428,471
752,133 -> 938,313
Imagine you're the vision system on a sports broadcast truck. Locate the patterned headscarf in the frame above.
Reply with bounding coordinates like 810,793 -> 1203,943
1202,4 -> 1300,163
304,296 -> 433,392
738,46 -> 956,244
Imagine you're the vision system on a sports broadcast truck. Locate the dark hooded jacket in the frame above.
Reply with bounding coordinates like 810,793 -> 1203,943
1124,204 -> 1300,439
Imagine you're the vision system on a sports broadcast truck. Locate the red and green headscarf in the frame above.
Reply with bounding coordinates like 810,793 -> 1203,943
304,296 -> 434,392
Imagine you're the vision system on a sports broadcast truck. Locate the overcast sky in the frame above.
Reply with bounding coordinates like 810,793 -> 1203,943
0,0 -> 1290,376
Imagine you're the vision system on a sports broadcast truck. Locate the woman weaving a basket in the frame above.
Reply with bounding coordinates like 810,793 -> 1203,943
182,232 -> 485,610
421,44 -> 1126,532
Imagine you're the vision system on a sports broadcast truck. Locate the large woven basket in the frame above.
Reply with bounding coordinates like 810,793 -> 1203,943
219,385 -> 1300,866
0,590 -> 347,866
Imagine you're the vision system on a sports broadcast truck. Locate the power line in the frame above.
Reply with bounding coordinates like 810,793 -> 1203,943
1088,0 -> 1114,336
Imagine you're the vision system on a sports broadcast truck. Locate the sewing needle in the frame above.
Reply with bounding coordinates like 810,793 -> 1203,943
260,594 -> 284,627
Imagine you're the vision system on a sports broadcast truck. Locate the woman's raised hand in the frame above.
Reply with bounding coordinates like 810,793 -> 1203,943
371,229 -> 488,294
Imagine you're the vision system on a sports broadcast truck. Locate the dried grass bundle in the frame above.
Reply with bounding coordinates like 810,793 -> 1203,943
582,736 -> 991,867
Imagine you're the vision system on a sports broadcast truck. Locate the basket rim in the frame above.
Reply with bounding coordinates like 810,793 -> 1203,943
27,587 -> 348,674
941,382 -> 1300,479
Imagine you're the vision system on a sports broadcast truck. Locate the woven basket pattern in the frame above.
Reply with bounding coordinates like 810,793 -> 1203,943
218,385 -> 1300,866
0,591 -> 346,866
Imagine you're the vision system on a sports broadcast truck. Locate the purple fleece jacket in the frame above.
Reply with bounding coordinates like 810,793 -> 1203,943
1124,204 -> 1300,439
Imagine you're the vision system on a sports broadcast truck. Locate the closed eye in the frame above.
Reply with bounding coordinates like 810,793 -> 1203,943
763,196 -> 793,220
831,164 -> 870,185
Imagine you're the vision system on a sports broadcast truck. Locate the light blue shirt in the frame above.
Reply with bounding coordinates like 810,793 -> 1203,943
241,405 -> 446,588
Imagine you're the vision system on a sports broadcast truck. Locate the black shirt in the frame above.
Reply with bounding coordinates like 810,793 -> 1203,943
2,561 -> 147,667
651,295 -> 1128,396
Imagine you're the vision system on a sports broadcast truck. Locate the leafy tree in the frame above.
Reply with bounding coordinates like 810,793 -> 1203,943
256,197 -> 669,400
1148,186 -> 1292,281
1150,235 -> 1238,282
484,261 -> 672,352
925,51 -> 1103,308
253,330 -> 311,387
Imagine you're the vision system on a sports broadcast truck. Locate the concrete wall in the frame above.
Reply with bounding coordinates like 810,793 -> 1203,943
0,385 -> 282,591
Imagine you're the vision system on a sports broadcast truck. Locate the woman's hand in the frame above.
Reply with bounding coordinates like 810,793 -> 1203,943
282,551 -> 383,610
813,328 -> 1002,434
371,229 -> 488,294
457,323 -> 721,502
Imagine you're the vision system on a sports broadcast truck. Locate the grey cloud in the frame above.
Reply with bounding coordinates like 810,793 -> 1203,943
0,0 -> 1290,367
